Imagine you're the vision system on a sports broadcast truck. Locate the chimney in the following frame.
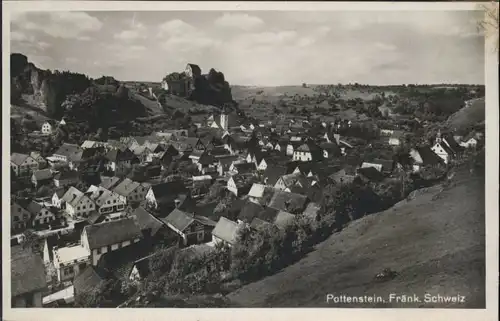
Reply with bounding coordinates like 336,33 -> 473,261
174,199 -> 181,208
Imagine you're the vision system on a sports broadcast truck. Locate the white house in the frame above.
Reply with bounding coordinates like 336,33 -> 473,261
11,153 -> 39,177
61,187 -> 96,220
226,176 -> 238,196
26,201 -> 56,227
81,218 -> 143,266
41,121 -> 56,135
112,178 -> 150,204
52,189 -> 67,209
460,137 -> 478,149
52,245 -> 91,282
87,185 -> 126,215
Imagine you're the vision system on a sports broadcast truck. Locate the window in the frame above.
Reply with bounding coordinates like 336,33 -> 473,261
77,206 -> 80,210
82,206 -> 86,210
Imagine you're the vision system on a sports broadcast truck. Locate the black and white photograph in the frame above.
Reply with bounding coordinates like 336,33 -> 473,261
3,1 -> 498,319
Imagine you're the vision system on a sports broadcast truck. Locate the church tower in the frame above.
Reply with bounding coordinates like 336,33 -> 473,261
220,105 -> 231,131
435,129 -> 442,144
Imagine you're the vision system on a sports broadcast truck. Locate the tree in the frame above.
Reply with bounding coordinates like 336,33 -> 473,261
21,229 -> 42,253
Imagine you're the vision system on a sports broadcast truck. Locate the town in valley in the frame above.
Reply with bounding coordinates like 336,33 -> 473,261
8,10 -> 487,309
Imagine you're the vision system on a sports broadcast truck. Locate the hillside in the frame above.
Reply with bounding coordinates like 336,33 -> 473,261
228,168 -> 485,308
445,98 -> 485,133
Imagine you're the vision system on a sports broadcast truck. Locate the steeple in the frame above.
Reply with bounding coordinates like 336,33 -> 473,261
435,129 -> 442,144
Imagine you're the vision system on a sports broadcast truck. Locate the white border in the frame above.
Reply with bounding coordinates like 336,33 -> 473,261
3,2 -> 498,321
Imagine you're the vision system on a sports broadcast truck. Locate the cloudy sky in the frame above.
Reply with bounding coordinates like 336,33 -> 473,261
10,10 -> 485,86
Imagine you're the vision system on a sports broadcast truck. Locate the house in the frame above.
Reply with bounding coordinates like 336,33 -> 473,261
11,246 -> 47,307
360,162 -> 383,172
274,172 -> 309,192
217,155 -> 239,176
73,266 -> 105,297
30,151 -> 47,169
52,188 -> 67,209
100,176 -> 122,190
328,167 -> 357,185
131,206 -> 165,238
388,130 -> 405,146
11,153 -> 39,177
320,142 -> 342,159
292,142 -> 323,162
247,183 -> 275,203
112,178 -> 150,204
52,143 -> 84,170
286,141 -> 302,156
145,181 -> 188,210
31,168 -> 54,188
104,148 -> 138,172
197,152 -> 217,174
357,166 -> 385,183
52,244 -> 91,283
227,174 -> 257,197
61,187 -> 96,220
26,201 -> 56,227
53,170 -> 79,188
176,136 -> 206,151
409,146 -> 444,172
162,209 -> 216,246
211,216 -> 244,247
262,165 -> 289,186
81,218 -> 143,266
459,132 -> 479,149
11,202 -> 32,231
41,120 -> 57,135
237,201 -> 264,224
431,131 -> 463,164
87,185 -> 127,215
268,190 -> 309,214
380,128 -> 395,136
229,162 -> 257,175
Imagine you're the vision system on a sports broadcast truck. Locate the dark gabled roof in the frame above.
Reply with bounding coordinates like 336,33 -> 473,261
73,266 -> 105,296
357,166 -> 385,182
263,165 -> 288,186
11,246 -> 47,297
233,162 -> 257,173
54,187 -> 67,198
132,206 -> 164,235
54,143 -> 83,161
237,201 -> 265,223
415,146 -> 443,165
96,241 -> 154,281
81,147 -> 106,160
250,217 -> 273,231
32,168 -> 53,181
443,134 -> 463,154
105,148 -> 137,162
83,218 -> 142,250
54,170 -> 79,181
230,173 -> 257,189
150,180 -> 187,198
256,207 -> 280,222
26,201 -> 46,215
320,142 -> 342,155
268,190 -> 309,214
199,152 -> 216,165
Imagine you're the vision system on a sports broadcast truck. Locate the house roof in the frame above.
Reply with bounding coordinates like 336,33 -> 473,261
32,168 -> 53,181
54,143 -> 83,162
278,172 -> 306,187
100,176 -> 122,190
357,166 -> 385,182
250,217 -> 274,231
238,201 -> 265,223
26,201 -> 46,215
73,266 -> 105,295
54,170 -> 79,181
199,152 -> 216,165
105,148 -> 137,162
263,165 -> 288,186
113,178 -> 141,197
162,208 -> 195,232
230,173 -> 257,189
274,211 -> 296,229
150,181 -> 187,198
212,217 -> 241,245
83,218 -> 142,250
61,186 -> 88,207
96,240 -> 154,281
53,187 -> 67,198
11,246 -> 47,297
443,134 -> 463,154
233,162 -> 257,173
248,183 -> 267,198
11,153 -> 30,166
268,190 -> 309,214
415,146 -> 443,165
132,206 -> 164,234
303,202 -> 321,219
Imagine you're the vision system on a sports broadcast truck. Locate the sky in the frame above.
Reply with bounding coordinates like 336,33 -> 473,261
10,10 -> 485,86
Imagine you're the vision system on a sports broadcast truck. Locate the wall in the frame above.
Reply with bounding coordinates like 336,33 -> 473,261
91,238 -> 138,266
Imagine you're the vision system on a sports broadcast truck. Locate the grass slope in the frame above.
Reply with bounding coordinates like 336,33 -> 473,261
445,98 -> 485,132
228,169 -> 485,308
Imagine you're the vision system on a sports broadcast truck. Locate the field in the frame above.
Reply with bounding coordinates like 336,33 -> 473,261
228,168 -> 485,308
445,98 -> 485,132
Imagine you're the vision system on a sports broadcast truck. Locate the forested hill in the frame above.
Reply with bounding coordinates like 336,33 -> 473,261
10,53 -> 148,130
